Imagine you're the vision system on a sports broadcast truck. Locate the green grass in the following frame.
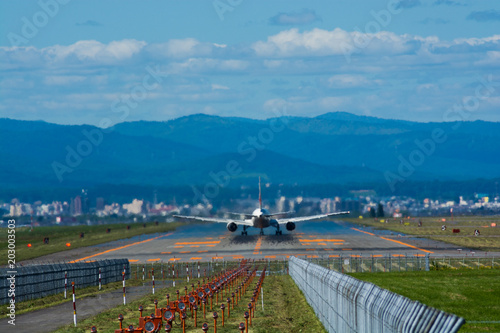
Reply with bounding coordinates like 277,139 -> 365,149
0,221 -> 182,264
347,216 -> 500,252
51,273 -> 326,333
349,269 -> 500,332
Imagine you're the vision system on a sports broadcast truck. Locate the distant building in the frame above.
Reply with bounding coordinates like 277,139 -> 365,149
73,196 -> 82,215
123,199 -> 145,215
96,197 -> 105,211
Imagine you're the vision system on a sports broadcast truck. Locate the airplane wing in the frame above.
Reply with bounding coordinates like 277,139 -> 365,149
277,211 -> 350,224
263,211 -> 295,218
226,212 -> 254,219
173,215 -> 254,226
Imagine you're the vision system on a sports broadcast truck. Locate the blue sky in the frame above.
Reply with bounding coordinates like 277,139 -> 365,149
1,0 -> 499,125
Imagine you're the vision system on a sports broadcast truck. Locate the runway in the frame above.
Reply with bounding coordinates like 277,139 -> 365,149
64,220 -> 469,263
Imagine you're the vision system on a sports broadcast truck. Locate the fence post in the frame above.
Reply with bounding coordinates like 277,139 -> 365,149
72,282 -> 77,327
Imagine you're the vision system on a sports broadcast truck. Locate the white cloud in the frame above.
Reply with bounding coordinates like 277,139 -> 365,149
147,38 -> 214,58
327,74 -> 381,88
252,28 -> 428,57
44,75 -> 87,85
211,84 -> 230,90
44,39 -> 146,62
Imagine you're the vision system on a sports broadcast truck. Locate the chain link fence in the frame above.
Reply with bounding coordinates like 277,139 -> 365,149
301,254 -> 500,273
289,256 -> 465,333
0,259 -> 129,304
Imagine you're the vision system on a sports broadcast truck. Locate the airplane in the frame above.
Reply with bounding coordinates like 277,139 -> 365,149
173,178 -> 350,235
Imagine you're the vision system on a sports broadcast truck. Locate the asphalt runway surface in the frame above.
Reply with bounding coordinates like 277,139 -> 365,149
55,219 -> 474,264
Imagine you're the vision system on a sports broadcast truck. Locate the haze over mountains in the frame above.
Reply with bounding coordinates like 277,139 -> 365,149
2,112 -> 500,194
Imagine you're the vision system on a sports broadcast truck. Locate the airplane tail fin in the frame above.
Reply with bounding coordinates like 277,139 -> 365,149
259,176 -> 262,209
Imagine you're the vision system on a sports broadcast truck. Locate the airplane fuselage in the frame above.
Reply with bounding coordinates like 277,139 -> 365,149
248,208 -> 273,229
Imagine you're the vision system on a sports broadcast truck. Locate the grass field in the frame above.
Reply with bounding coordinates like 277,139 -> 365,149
0,221 -> 182,264
347,216 -> 500,252
52,274 -> 326,333
349,269 -> 500,333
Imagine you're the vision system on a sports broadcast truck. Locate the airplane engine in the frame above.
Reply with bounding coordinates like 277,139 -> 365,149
227,222 -> 238,232
286,222 -> 295,231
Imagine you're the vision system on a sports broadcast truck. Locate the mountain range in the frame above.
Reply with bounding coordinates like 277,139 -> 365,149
2,112 -> 500,196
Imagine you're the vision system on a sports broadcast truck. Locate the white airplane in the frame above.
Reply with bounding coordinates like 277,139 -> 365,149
174,178 -> 350,235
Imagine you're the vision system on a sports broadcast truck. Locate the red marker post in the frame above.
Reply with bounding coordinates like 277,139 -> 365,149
72,282 -> 77,326
122,272 -> 126,305
64,271 -> 68,299
172,265 -> 176,287
152,267 -> 155,294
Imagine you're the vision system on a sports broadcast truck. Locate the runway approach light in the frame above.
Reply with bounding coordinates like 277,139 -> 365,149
66,242 -> 71,247
27,243 -> 32,247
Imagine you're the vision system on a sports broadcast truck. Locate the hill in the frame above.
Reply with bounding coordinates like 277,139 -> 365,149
2,112 -> 500,197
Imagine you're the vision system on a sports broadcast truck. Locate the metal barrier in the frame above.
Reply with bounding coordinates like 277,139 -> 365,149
0,259 -> 129,304
289,256 -> 465,333
302,254 -> 500,273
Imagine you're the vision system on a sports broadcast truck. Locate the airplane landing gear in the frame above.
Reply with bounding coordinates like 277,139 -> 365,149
259,229 -> 264,236
241,226 -> 248,236
275,225 -> 282,235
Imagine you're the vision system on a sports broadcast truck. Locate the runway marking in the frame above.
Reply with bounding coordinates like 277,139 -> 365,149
299,239 -> 344,242
253,236 -> 262,255
233,255 -> 244,259
373,255 -> 383,257
190,245 -> 200,248
351,227 -> 434,253
70,232 -> 174,263
342,248 -> 353,251
206,245 -> 217,247
129,259 -> 139,262
414,254 -> 426,257
205,237 -> 213,239
379,236 -> 434,253
306,255 -> 319,258
318,243 -> 327,246
197,250 -> 208,253
161,252 -> 172,254
351,228 -> 375,236
329,255 -> 340,258
175,241 -> 220,245
265,255 -> 276,259
180,251 -> 191,254
351,255 -> 361,258
174,246 -> 184,248
302,243 -> 311,245
324,248 -> 334,251
212,256 -> 223,260
147,258 -> 161,261
169,258 -> 180,261
392,254 -> 405,257
191,257 -> 202,260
